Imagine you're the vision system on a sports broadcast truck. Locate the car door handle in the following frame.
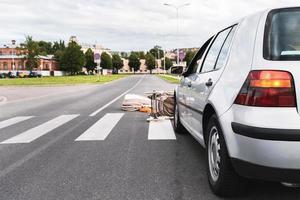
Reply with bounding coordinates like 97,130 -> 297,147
205,79 -> 213,87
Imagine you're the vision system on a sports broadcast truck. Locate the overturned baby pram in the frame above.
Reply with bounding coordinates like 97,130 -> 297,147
121,90 -> 175,121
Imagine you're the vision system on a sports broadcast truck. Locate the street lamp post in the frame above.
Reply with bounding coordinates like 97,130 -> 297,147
11,40 -> 16,72
163,2 -> 190,66
160,34 -> 170,75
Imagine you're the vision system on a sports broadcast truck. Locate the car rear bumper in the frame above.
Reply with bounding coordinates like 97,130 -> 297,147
219,105 -> 300,181
231,158 -> 300,182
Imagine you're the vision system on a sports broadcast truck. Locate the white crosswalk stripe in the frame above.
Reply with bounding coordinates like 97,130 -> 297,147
1,115 -> 79,144
0,113 -> 177,144
148,120 -> 176,140
0,116 -> 34,130
75,113 -> 124,141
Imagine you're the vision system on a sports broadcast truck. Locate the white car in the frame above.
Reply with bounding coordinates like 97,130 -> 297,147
174,7 -> 300,197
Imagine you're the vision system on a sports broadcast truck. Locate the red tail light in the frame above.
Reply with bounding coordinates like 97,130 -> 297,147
234,70 -> 296,107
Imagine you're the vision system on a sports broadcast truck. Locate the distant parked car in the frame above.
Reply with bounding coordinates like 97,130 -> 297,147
8,71 -> 17,78
28,71 -> 42,78
174,7 -> 300,197
18,72 -> 28,78
0,73 -> 6,79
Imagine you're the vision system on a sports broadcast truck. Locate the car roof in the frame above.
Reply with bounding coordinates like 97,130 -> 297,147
228,6 -> 300,28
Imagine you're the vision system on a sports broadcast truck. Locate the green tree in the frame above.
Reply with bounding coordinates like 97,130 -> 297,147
184,50 -> 196,67
161,57 -> 173,70
53,40 -> 65,52
138,51 -> 146,59
85,48 -> 97,73
38,41 -> 53,55
100,52 -> 112,69
145,53 -> 156,74
53,40 -> 66,65
21,36 -> 40,71
149,45 -> 164,59
120,52 -> 128,59
112,54 -> 123,74
128,53 -> 141,73
60,41 -> 85,74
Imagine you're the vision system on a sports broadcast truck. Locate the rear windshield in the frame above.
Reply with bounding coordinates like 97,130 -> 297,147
264,8 -> 300,61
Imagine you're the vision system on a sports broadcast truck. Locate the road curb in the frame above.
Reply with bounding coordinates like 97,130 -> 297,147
162,75 -> 181,80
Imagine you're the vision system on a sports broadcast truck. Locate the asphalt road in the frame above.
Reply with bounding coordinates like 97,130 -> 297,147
0,75 -> 300,200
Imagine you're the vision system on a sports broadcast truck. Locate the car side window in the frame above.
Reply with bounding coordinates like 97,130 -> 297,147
187,57 -> 199,75
186,37 -> 213,75
215,26 -> 237,70
200,27 -> 232,73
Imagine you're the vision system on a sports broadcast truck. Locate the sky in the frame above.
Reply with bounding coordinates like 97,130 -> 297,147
0,0 -> 299,51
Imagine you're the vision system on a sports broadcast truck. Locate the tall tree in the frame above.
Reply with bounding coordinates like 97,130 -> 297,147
60,41 -> 85,74
161,57 -> 173,70
85,48 -> 97,73
149,46 -> 164,59
53,40 -> 66,64
53,40 -> 65,52
38,41 -> 53,55
128,53 -> 141,73
138,51 -> 146,59
145,53 -> 156,74
21,36 -> 40,71
100,52 -> 112,69
120,52 -> 128,59
184,50 -> 196,67
112,54 -> 123,74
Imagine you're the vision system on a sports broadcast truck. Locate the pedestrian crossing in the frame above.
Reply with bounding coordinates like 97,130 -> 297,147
0,113 -> 176,144
148,120 -> 176,140
75,113 -> 124,141
1,115 -> 79,144
0,116 -> 34,130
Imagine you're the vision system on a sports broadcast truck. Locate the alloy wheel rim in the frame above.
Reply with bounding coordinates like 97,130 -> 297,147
208,126 -> 221,182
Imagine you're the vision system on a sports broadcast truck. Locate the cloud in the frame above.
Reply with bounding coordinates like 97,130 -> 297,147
0,0 -> 299,51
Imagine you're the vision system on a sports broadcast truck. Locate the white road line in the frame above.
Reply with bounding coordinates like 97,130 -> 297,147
148,120 -> 176,140
89,76 -> 145,117
1,115 -> 79,144
76,113 -> 124,141
0,116 -> 34,130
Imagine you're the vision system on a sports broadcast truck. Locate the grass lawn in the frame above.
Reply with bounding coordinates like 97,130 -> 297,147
0,74 -> 129,86
157,74 -> 181,84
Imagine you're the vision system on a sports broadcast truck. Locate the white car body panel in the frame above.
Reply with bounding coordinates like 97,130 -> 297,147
209,12 -> 262,119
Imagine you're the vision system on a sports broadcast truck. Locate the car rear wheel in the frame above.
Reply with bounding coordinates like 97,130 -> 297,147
206,114 -> 245,197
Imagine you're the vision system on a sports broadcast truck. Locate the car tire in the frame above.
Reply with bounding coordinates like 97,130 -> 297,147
206,114 -> 245,197
173,96 -> 186,134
